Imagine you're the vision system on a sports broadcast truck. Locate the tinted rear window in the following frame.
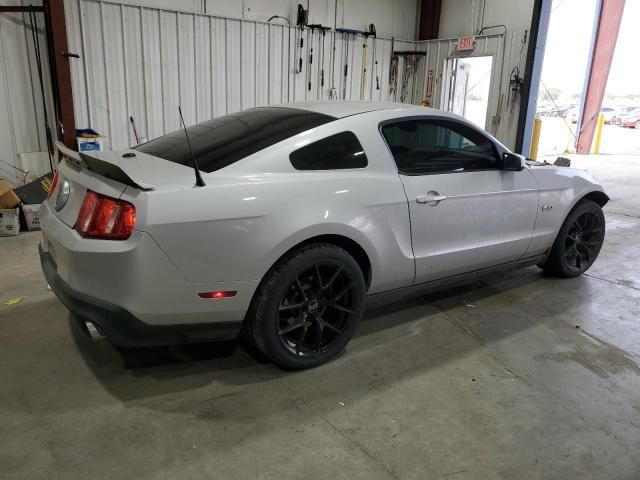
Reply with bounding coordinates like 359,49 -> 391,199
290,132 -> 368,170
134,107 -> 335,173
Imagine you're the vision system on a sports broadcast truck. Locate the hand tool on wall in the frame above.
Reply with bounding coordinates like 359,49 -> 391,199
308,24 -> 330,96
336,28 -> 363,100
360,24 -> 376,99
129,116 -> 140,145
320,27 -> 327,90
295,4 -> 307,74
375,60 -> 380,90
329,1 -> 338,99
307,28 -> 313,92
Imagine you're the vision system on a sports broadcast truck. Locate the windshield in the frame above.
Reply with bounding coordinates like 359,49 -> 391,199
134,107 -> 335,173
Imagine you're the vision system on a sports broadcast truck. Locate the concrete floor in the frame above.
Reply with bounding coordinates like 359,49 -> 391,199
2,156 -> 640,479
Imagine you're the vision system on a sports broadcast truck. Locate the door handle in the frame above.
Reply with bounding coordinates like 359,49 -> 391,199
416,191 -> 447,205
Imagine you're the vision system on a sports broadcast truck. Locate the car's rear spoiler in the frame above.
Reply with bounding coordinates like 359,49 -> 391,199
56,141 -> 153,190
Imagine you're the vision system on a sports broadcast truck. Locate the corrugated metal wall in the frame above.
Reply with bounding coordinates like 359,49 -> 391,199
64,0 -> 527,151
64,0 -> 426,150
0,0 -> 529,181
0,3 -> 55,185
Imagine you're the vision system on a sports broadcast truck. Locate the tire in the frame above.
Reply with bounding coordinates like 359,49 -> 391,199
246,243 -> 366,370
541,199 -> 605,277
635,121 -> 640,130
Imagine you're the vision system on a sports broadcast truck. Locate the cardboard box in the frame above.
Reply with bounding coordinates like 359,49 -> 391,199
0,207 -> 20,236
0,180 -> 20,209
77,136 -> 104,152
76,128 -> 105,153
22,204 -> 41,231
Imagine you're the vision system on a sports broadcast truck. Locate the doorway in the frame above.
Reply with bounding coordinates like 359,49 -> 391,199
442,56 -> 493,129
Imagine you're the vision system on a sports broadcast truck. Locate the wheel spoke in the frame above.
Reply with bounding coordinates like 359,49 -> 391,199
279,321 -> 305,335
577,244 -> 591,265
295,277 -> 308,301
327,302 -> 354,315
324,267 -> 342,290
318,317 -> 344,335
582,240 -> 601,247
315,264 -> 324,290
314,320 -> 323,353
332,284 -> 352,302
279,302 -> 305,312
295,327 -> 307,355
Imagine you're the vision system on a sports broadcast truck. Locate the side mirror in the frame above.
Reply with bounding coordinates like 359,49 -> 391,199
502,152 -> 525,171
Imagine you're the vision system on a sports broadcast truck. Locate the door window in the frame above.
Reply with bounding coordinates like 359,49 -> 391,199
381,119 -> 500,175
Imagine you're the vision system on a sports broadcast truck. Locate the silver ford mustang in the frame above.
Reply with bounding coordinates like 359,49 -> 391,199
40,101 -> 608,369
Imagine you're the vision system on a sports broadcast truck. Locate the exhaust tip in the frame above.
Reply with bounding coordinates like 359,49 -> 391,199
85,321 -> 105,341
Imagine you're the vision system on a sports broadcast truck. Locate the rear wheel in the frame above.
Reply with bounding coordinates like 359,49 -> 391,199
246,244 -> 366,369
541,199 -> 605,277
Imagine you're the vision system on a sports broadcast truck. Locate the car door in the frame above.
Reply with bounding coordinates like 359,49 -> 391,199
380,117 -> 539,284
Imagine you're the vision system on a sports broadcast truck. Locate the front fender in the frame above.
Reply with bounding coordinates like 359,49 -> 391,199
526,166 -> 608,255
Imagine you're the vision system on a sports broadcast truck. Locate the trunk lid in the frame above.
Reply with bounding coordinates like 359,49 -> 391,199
51,142 -> 197,228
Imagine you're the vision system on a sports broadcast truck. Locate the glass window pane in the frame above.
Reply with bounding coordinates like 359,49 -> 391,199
134,107 -> 335,173
290,132 -> 368,170
381,119 -> 499,174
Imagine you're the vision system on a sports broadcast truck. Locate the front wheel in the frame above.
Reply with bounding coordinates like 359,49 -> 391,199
246,244 -> 366,370
541,199 -> 605,277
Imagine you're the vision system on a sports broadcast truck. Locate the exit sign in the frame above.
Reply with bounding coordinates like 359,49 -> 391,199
457,36 -> 475,50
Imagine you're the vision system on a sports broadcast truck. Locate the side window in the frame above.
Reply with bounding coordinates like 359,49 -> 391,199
290,131 -> 368,170
381,120 -> 500,175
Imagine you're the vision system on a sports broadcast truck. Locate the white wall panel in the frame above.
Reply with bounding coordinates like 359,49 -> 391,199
439,0 -> 535,38
61,0 -> 433,151
0,0 -> 535,184
0,1 -> 57,184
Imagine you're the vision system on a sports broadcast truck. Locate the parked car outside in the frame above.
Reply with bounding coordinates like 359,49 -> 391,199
611,106 -> 639,125
619,109 -> 640,128
40,102 -> 609,369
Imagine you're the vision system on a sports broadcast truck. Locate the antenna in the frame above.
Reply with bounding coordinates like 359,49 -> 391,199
178,106 -> 206,187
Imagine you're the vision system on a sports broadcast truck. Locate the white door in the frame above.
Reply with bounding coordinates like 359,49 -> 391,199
380,118 -> 539,284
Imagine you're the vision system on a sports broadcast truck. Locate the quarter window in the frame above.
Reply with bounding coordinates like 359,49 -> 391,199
381,120 -> 500,175
290,131 -> 368,170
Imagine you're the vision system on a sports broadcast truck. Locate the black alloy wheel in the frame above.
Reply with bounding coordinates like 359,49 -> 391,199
563,210 -> 604,273
542,199 -> 605,277
277,262 -> 357,357
247,243 -> 366,369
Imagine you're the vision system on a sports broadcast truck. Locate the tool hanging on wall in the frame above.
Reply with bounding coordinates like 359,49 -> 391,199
375,61 -> 380,90
360,24 -> 376,100
389,56 -> 398,98
393,51 -> 425,103
307,27 -> 313,92
336,27 -> 368,100
295,4 -> 308,74
329,0 -> 339,99
306,24 -> 330,95
335,29 -> 353,99
508,66 -> 523,111
129,116 -> 140,145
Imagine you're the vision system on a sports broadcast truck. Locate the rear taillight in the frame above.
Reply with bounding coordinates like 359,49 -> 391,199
48,170 -> 59,199
75,191 -> 136,240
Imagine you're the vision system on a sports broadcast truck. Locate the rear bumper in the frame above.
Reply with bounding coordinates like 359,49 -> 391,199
40,245 -> 242,347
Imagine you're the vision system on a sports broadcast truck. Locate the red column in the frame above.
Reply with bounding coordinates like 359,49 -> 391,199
576,0 -> 625,153
44,0 -> 77,150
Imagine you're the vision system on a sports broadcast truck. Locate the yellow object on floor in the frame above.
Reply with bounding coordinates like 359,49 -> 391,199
4,297 -> 24,305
